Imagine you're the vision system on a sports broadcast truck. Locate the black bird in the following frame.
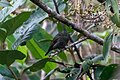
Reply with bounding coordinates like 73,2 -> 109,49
45,31 -> 70,56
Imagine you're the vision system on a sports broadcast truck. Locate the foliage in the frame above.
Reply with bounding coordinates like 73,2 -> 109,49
0,0 -> 119,80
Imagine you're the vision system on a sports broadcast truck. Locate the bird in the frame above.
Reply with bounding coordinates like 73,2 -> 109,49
45,31 -> 70,56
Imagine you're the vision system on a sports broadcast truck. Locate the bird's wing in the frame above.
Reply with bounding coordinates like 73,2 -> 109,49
45,37 -> 59,56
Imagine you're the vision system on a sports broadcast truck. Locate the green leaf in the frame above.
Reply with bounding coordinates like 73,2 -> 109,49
25,8 -> 48,24
94,65 -> 105,80
0,0 -> 26,22
27,39 -> 56,73
13,8 -> 48,48
66,68 -> 81,80
0,50 -> 26,66
6,35 -> 15,49
12,23 -> 39,49
0,0 -> 11,7
110,13 -> 120,27
0,12 -> 31,42
28,73 -> 40,80
0,65 -> 20,78
33,27 -> 52,52
27,39 -> 46,59
93,30 -> 111,39
82,60 -> 93,73
99,64 -> 118,80
1,12 -> 31,36
57,52 -> 68,62
105,0 -> 120,27
103,32 -> 113,62
24,58 -> 52,72
0,28 -> 7,42
43,62 -> 57,73
17,46 -> 28,64
92,54 -> 104,63
58,2 -> 66,12
43,0 -> 52,3
106,0 -> 120,27
46,2 -> 54,9
58,67 -> 72,73
111,0 -> 119,16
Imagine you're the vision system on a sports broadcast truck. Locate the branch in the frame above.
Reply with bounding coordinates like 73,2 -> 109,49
50,61 -> 65,66
53,0 -> 60,14
65,37 -> 87,49
43,67 -> 59,80
69,37 -> 83,62
30,0 -> 120,53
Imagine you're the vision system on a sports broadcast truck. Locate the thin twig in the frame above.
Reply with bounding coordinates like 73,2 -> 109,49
75,66 -> 83,80
69,37 -> 83,62
50,60 -> 65,66
43,67 -> 59,80
65,37 -> 87,49
53,0 -> 60,14
69,48 -> 76,63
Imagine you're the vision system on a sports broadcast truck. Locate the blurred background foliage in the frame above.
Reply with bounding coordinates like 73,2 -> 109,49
0,0 -> 120,80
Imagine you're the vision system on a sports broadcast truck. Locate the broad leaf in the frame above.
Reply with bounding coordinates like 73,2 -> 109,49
94,65 -> 105,80
92,54 -> 104,63
0,0 -> 26,22
6,35 -> 15,49
111,13 -> 120,28
0,65 -> 20,78
99,64 -> 118,80
33,26 -> 52,52
82,60 -> 93,73
24,58 -> 53,72
43,62 -> 57,73
17,46 -> 28,64
0,0 -> 11,7
110,0 -> 120,27
46,2 -> 54,9
1,12 -> 31,36
43,0 -> 53,3
27,39 -> 57,73
111,0 -> 119,14
58,1 -> 66,12
0,50 -> 25,66
28,73 -> 40,80
27,39 -> 46,59
57,52 -> 68,62
0,12 -> 31,42
103,32 -> 113,62
0,28 -> 7,42
106,0 -> 120,27
12,23 -> 39,49
13,8 -> 48,48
